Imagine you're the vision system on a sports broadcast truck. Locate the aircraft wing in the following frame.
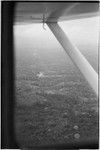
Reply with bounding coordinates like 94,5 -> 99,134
15,2 -> 99,24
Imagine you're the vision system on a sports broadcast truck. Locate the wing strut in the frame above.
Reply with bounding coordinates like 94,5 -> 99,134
47,23 -> 98,97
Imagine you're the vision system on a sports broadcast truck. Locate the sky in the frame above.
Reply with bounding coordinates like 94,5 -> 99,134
14,16 -> 99,51
14,16 -> 99,72
59,16 -> 99,45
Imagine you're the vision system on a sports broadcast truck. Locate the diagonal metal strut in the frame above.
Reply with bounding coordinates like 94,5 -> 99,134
47,22 -> 98,97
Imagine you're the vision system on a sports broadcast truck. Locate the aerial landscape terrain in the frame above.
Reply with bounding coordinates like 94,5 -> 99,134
14,44 -> 98,148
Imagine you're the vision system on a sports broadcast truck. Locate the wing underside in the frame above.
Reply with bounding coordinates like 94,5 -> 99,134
15,2 -> 99,24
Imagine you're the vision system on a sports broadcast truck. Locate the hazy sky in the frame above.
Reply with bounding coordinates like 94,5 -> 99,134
59,16 -> 99,45
14,16 -> 99,48
14,16 -> 99,72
